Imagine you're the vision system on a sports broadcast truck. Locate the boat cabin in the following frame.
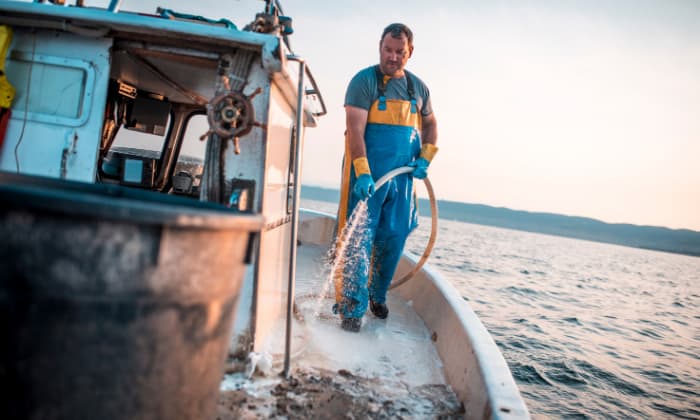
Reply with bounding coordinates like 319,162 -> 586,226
0,0 -> 325,364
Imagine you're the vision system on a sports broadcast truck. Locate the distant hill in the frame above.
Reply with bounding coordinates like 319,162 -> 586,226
301,185 -> 700,257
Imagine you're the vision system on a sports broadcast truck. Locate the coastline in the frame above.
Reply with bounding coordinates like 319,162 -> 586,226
301,185 -> 700,257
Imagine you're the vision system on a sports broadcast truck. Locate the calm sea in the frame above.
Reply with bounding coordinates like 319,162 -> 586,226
302,199 -> 700,419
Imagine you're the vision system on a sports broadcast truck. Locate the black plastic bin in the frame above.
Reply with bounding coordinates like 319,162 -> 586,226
0,172 -> 263,420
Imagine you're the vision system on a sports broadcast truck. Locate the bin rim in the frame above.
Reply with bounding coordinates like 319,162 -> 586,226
0,171 -> 264,231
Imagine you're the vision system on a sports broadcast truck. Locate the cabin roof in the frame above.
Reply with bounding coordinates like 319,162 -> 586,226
0,2 -> 282,72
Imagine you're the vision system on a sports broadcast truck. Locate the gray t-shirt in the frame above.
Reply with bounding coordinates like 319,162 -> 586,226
344,65 -> 433,117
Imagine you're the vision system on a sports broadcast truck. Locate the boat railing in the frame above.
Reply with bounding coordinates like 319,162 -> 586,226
303,63 -> 327,117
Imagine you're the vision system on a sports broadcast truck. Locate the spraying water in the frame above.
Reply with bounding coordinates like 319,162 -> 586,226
312,199 -> 371,318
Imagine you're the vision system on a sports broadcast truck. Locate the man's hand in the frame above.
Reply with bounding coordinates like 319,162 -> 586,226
411,143 -> 438,180
352,156 -> 375,199
353,174 -> 375,199
410,157 -> 430,179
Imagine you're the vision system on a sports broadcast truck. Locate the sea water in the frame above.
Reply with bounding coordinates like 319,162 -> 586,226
301,199 -> 700,419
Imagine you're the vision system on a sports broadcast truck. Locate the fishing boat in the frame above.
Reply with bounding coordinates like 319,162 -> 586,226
0,1 -> 529,418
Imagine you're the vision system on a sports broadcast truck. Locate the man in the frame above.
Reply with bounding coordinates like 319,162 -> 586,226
335,23 -> 438,332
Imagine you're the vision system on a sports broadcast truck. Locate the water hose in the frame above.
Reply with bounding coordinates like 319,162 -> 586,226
294,166 -> 438,307
373,166 -> 438,290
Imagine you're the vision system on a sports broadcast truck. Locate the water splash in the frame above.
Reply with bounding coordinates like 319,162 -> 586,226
312,199 -> 371,318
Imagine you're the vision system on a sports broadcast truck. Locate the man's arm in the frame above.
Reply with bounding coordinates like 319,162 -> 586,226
421,112 -> 438,146
411,112 -> 439,180
345,105 -> 376,198
345,105 -> 369,159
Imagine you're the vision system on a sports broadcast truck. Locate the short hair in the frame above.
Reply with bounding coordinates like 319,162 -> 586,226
381,23 -> 413,47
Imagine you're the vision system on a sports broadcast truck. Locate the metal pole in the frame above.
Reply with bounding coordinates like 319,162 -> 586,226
107,0 -> 122,12
283,55 -> 305,378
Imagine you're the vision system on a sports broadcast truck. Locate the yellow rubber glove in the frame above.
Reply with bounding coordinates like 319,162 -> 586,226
352,157 -> 375,199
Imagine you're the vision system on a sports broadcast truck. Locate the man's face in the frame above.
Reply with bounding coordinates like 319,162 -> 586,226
379,33 -> 413,77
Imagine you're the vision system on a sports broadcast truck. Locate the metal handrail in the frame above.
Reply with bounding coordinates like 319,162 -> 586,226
282,54 -> 306,378
108,0 -> 122,12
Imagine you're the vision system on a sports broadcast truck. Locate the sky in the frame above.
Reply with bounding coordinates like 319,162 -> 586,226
97,0 -> 699,230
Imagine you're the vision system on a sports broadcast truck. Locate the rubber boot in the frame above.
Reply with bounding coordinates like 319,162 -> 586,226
370,301 -> 389,319
341,317 -> 362,332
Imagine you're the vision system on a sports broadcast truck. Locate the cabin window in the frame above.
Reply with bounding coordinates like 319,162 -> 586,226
99,103 -> 171,188
170,113 -> 207,196
179,114 -> 208,162
6,52 -> 94,126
